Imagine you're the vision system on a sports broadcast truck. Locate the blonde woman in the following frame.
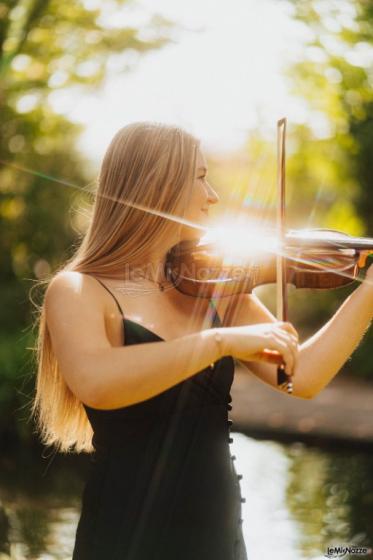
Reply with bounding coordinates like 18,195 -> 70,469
32,122 -> 373,560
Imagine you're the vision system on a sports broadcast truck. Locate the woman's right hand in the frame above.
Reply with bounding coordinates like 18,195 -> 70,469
220,321 -> 299,375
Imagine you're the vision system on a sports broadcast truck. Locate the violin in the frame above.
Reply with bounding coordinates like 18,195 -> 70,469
165,227 -> 373,298
165,119 -> 373,394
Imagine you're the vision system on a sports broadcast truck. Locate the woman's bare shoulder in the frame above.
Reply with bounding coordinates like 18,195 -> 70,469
45,270 -> 110,367
45,271 -> 108,326
46,270 -> 100,300
43,271 -> 112,407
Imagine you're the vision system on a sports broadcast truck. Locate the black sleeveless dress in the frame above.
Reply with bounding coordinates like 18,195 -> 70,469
72,278 -> 248,560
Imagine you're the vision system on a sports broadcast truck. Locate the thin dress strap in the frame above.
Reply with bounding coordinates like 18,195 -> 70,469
91,276 -> 124,319
91,274 -> 220,331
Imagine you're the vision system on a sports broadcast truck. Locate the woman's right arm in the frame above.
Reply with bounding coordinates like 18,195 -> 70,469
45,272 -> 298,410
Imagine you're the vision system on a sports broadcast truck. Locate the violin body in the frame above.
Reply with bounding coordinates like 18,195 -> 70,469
165,229 -> 373,299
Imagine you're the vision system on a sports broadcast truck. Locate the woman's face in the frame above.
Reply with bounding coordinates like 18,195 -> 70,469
180,148 -> 219,238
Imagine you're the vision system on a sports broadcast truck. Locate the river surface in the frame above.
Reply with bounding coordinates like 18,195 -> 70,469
0,433 -> 372,559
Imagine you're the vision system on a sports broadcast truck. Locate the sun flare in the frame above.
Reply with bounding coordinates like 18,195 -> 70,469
201,219 -> 279,265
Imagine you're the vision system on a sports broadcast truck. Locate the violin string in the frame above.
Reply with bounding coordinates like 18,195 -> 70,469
0,158 -> 371,287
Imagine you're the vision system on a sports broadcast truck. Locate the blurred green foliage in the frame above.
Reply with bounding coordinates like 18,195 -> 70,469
0,0 -> 171,445
287,0 -> 373,231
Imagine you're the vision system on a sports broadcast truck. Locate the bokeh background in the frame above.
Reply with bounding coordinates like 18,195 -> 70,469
0,0 -> 372,558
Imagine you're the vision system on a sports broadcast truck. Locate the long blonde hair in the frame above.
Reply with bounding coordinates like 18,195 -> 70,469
31,122 -> 200,453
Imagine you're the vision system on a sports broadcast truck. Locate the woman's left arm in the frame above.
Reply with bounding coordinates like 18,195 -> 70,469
220,264 -> 373,400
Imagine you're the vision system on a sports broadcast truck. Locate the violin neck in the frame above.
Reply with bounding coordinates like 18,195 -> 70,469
286,235 -> 373,252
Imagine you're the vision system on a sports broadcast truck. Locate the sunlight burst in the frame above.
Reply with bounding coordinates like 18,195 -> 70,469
201,219 -> 279,265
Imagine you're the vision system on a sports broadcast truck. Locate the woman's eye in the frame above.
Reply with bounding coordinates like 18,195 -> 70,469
198,175 -> 206,181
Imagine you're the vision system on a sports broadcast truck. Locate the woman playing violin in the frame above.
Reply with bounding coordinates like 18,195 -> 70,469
32,122 -> 373,560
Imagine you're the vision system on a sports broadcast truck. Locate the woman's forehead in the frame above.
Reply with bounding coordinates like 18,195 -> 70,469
196,149 -> 207,170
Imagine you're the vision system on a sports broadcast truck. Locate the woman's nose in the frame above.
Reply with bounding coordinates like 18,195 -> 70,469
206,183 -> 219,205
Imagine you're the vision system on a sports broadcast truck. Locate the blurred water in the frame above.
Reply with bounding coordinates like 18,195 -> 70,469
1,435 -> 372,559
232,434 -> 373,560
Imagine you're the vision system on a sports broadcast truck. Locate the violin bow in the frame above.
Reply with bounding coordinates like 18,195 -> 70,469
276,118 -> 293,394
